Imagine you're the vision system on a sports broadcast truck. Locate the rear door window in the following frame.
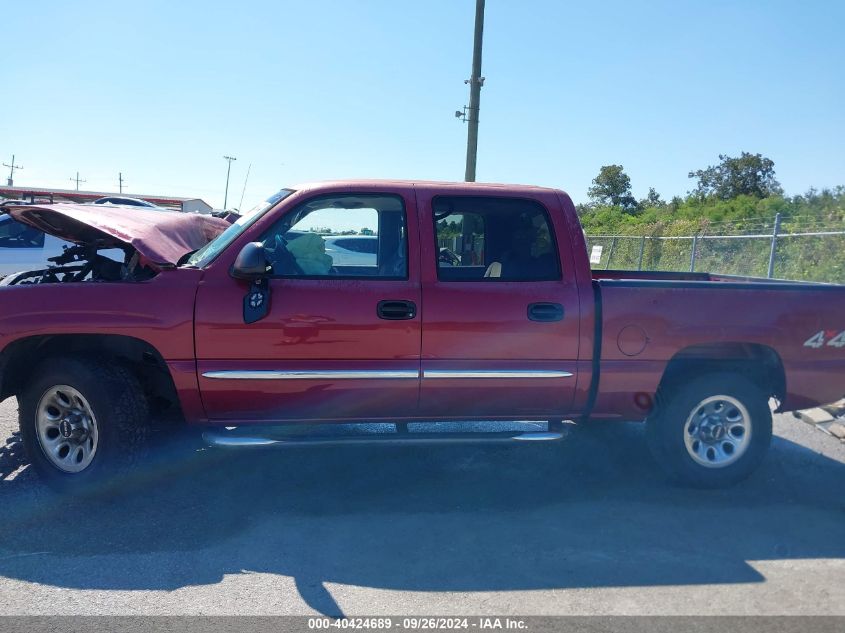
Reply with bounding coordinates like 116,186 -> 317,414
433,196 -> 560,281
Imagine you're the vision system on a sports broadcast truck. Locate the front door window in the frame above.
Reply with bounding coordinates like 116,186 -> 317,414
258,194 -> 408,279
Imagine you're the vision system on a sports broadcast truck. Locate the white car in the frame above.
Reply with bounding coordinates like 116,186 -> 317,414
0,214 -> 72,277
323,235 -> 378,267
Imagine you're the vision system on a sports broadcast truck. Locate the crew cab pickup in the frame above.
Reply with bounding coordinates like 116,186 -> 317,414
1,180 -> 844,491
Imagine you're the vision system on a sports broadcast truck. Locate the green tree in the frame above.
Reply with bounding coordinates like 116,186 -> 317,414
640,187 -> 665,209
588,165 -> 638,211
688,152 -> 782,200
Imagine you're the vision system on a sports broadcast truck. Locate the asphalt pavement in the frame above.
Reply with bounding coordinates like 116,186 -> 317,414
0,397 -> 843,616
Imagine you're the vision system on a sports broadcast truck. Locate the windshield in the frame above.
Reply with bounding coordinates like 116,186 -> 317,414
186,189 -> 294,267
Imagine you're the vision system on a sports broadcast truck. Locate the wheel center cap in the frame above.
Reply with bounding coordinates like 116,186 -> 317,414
699,417 -> 726,442
59,412 -> 89,441
59,419 -> 74,438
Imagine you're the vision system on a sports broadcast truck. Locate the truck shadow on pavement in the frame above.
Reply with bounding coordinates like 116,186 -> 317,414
0,430 -> 24,482
0,421 -> 843,616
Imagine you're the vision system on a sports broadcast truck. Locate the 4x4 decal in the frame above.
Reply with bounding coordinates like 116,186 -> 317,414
804,330 -> 845,348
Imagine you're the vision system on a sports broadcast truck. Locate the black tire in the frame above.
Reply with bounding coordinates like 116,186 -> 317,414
646,372 -> 772,488
18,355 -> 150,493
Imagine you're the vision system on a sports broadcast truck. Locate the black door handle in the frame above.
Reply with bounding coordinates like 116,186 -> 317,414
377,300 -> 417,320
528,302 -> 564,322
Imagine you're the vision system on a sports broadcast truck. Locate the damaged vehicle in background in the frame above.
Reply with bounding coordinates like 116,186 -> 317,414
0,200 -> 74,277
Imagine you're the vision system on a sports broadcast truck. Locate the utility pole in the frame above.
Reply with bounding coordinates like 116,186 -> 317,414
222,155 -> 237,209
3,155 -> 23,187
119,172 -> 125,193
463,0 -> 486,182
70,171 -> 87,191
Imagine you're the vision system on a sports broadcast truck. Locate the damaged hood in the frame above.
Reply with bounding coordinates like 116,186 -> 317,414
4,203 -> 230,267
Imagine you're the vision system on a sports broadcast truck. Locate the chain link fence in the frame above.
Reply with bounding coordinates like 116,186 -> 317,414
439,213 -> 845,283
586,225 -> 845,283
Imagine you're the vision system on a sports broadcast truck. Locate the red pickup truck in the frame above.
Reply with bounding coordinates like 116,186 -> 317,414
1,180 -> 844,491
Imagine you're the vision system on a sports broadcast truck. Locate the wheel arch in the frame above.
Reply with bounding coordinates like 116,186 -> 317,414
658,342 -> 786,408
0,334 -> 182,419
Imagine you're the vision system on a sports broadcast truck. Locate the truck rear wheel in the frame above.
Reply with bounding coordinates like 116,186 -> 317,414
646,372 -> 772,488
18,356 -> 150,493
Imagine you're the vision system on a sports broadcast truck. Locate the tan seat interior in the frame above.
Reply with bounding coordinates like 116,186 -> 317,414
484,261 -> 502,278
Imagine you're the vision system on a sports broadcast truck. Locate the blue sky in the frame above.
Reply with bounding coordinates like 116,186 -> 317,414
3,0 -> 843,209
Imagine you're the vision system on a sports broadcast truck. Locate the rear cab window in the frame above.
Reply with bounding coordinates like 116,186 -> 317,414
433,196 -> 561,281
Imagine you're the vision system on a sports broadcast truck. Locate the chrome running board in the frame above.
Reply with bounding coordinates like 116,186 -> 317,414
203,429 -> 565,448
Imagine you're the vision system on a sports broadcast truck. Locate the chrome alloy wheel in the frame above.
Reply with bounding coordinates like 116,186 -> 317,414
683,395 -> 752,468
35,385 -> 99,473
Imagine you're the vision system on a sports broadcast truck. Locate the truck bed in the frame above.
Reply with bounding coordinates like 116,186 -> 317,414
589,268 -> 845,420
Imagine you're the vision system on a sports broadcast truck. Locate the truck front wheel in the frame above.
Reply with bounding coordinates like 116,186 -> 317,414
18,356 -> 150,493
646,373 -> 772,487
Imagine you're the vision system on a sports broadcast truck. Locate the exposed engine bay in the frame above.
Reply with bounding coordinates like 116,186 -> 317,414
0,201 -> 231,287
0,243 -> 156,286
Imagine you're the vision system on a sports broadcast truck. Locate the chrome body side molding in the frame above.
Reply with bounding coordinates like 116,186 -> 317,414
422,370 -> 573,379
202,370 -> 420,380
202,369 -> 574,380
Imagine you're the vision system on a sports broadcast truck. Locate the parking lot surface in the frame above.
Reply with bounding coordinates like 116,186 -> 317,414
0,397 -> 843,616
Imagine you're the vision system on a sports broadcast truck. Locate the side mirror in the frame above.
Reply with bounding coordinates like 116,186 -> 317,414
232,242 -> 272,324
231,242 -> 268,280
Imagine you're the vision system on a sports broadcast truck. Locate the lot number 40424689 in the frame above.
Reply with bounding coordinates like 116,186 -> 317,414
804,330 -> 845,348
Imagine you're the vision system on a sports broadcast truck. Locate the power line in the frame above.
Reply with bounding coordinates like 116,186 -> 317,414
119,172 -> 126,193
3,154 -> 23,187
239,163 -> 252,211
